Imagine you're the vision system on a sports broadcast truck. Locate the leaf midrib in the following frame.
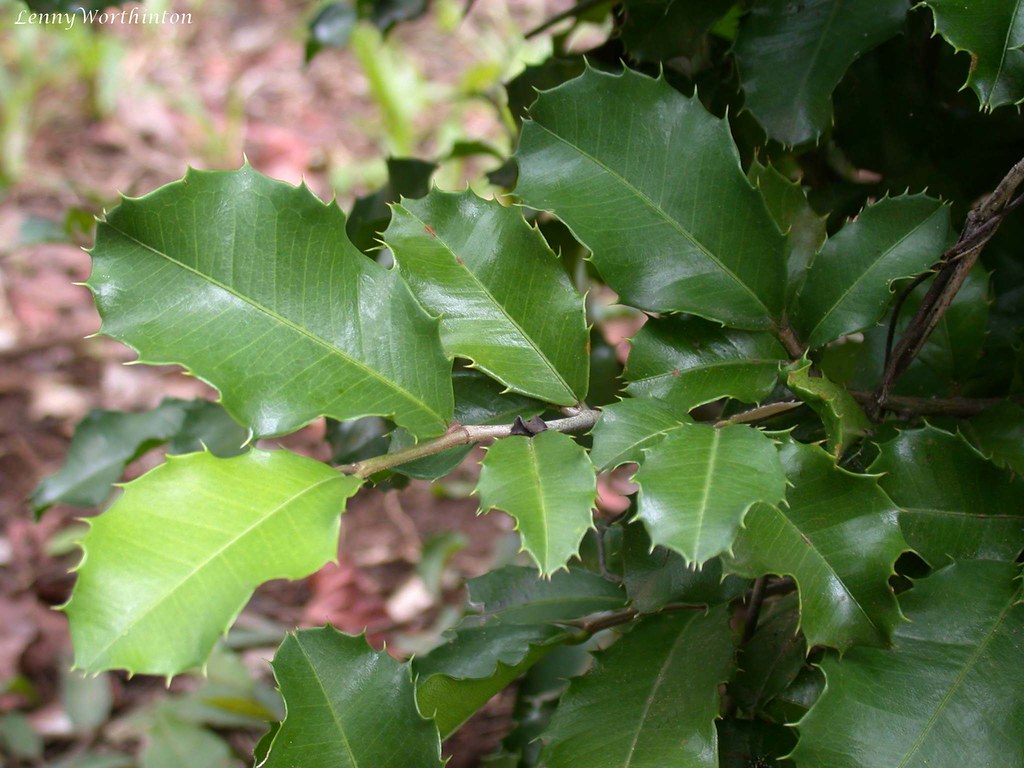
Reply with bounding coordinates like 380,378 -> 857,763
293,636 -> 362,767
804,205 -> 945,344
103,223 -> 446,428
894,584 -> 1021,768
395,205 -> 576,403
85,473 -> 345,665
692,429 -> 722,557
988,0 -> 1023,106
630,358 -> 779,386
530,121 -> 775,321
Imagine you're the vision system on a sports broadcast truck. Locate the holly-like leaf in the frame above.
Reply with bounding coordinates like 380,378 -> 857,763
784,361 -> 870,457
748,160 -> 827,298
734,0 -> 907,145
730,593 -> 805,717
793,194 -> 951,349
386,190 -> 589,405
88,165 -> 453,440
922,0 -> 1024,110
588,398 -> 690,471
961,402 -> 1024,474
625,317 -> 788,411
870,426 -> 1024,565
467,566 -> 626,625
726,442 -> 906,651
634,423 -> 787,565
622,525 -> 748,614
65,450 -> 362,676
414,622 -> 567,738
515,67 -> 787,329
620,0 -> 735,61
539,607 -> 735,768
476,432 -> 597,575
793,560 -> 1024,767
261,627 -> 442,768
32,398 -> 248,516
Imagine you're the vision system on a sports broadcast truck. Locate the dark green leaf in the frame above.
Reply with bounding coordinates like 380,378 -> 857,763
347,157 -> 436,254
306,2 -> 357,61
621,0 -> 735,61
870,425 -> 1024,565
588,398 -> 690,471
960,402 -> 1024,474
516,67 -> 787,329
793,560 -> 1024,767
540,608 -> 735,768
625,316 -> 787,411
262,628 -> 442,767
634,423 -> 787,565
731,593 -> 804,716
717,718 -> 796,768
467,566 -> 626,625
357,0 -> 428,32
734,0 -> 907,145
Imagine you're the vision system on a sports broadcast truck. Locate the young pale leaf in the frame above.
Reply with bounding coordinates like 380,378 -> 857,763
88,165 -> 453,440
515,67 -> 786,329
467,565 -> 626,625
922,0 -> 1024,110
620,0 -> 735,61
540,607 -> 735,768
870,426 -> 1024,565
961,402 -> 1024,474
793,560 -> 1024,767
748,160 -> 827,298
414,622 -> 566,738
141,710 -> 233,768
65,450 -> 361,676
588,398 -> 690,471
622,525 -> 748,614
734,0 -> 907,145
476,432 -> 597,575
634,423 -> 787,565
784,361 -> 870,457
726,442 -> 906,651
32,398 -> 247,516
261,627 -> 442,768
386,189 -> 588,405
625,317 -> 787,411
794,194 -> 951,349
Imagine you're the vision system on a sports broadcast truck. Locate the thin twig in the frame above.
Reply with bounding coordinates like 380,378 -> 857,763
525,0 -> 606,38
851,391 -> 1007,418
874,157 -> 1024,415
776,322 -> 805,359
716,400 -> 804,427
741,576 -> 768,644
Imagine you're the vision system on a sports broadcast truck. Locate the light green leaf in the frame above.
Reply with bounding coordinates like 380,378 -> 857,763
65,450 -> 361,676
784,361 -> 870,457
923,0 -> 1024,110
734,0 -> 907,145
748,160 -> 827,298
539,607 -> 735,768
32,398 -> 247,516
726,442 -> 906,650
794,194 -> 951,349
620,0 -> 735,61
793,560 -> 1024,768
634,423 -> 787,565
262,627 -> 442,768
515,67 -> 786,329
870,425 -> 1024,565
625,316 -> 788,411
961,402 -> 1024,475
141,711 -> 233,768
88,165 -> 453,440
414,622 -> 566,738
588,398 -> 690,471
467,566 -> 626,625
476,432 -> 597,575
386,189 -> 588,405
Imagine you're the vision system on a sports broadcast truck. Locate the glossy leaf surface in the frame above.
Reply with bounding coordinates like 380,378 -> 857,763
65,450 -> 361,676
516,67 -> 786,329
871,426 -> 1024,565
634,423 -> 787,565
734,0 -> 907,145
467,566 -> 626,625
793,560 -> 1024,767
477,432 -> 597,575
620,0 -> 734,61
794,194 -> 950,349
588,398 -> 690,471
625,317 -> 787,411
262,627 -> 442,768
785,361 -> 870,457
961,402 -> 1024,474
727,442 -> 906,650
88,166 -> 453,439
540,608 -> 734,768
386,189 -> 588,405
